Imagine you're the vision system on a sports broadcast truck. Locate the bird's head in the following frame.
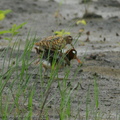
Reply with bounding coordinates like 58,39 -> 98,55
66,49 -> 82,64
64,36 -> 73,44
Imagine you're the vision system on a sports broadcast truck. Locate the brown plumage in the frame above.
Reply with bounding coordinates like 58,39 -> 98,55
34,47 -> 82,76
35,35 -> 73,51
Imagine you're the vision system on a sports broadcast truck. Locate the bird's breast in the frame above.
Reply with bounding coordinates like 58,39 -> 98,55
42,60 -> 51,69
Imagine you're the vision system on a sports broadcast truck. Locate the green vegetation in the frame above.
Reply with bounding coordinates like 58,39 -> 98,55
0,22 -> 27,41
0,9 -> 27,41
0,9 -> 12,21
54,29 -> 71,36
0,8 -> 119,120
0,33 -> 104,120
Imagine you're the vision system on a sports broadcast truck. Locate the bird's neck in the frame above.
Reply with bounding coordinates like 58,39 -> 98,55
66,54 -> 72,61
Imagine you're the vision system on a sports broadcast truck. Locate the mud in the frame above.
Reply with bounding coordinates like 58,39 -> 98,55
0,0 -> 120,119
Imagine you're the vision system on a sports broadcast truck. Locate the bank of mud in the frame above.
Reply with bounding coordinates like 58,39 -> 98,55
0,0 -> 120,119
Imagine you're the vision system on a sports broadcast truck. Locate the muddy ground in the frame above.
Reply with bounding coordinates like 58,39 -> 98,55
0,0 -> 120,120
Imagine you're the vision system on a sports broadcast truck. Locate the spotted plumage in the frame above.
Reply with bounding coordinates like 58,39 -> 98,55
35,35 -> 73,51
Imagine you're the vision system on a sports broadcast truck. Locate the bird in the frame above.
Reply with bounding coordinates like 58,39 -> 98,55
34,35 -> 74,51
34,47 -> 82,77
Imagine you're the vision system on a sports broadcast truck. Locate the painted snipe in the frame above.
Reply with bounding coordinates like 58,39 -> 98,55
35,35 -> 74,51
35,47 -> 82,76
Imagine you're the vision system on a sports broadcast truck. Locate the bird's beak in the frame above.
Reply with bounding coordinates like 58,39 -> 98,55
74,56 -> 82,64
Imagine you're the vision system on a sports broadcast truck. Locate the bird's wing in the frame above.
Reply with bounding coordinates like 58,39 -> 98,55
35,35 -> 69,51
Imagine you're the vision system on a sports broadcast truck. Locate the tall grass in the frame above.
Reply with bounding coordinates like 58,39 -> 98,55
0,34 -> 119,120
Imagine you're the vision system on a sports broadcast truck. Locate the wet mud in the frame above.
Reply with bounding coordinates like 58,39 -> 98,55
0,0 -> 120,119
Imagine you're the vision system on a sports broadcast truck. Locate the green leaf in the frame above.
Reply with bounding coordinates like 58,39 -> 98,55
0,9 -> 12,15
13,31 -> 19,36
76,19 -> 87,25
8,22 -> 27,36
9,22 -> 27,32
0,22 -> 27,41
0,13 -> 5,20
54,30 -> 71,36
0,30 -> 12,34
15,22 -> 27,30
4,37 -> 11,41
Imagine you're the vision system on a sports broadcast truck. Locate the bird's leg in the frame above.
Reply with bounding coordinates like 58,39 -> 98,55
34,59 -> 40,65
34,47 -> 44,54
43,66 -> 50,79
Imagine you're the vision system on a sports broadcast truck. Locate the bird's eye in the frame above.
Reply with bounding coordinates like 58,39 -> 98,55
69,36 -> 72,39
72,50 -> 76,54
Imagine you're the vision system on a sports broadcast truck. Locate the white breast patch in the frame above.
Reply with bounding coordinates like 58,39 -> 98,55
42,60 -> 51,68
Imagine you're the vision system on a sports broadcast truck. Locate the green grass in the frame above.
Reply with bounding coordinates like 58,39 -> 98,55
0,34 -> 119,120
